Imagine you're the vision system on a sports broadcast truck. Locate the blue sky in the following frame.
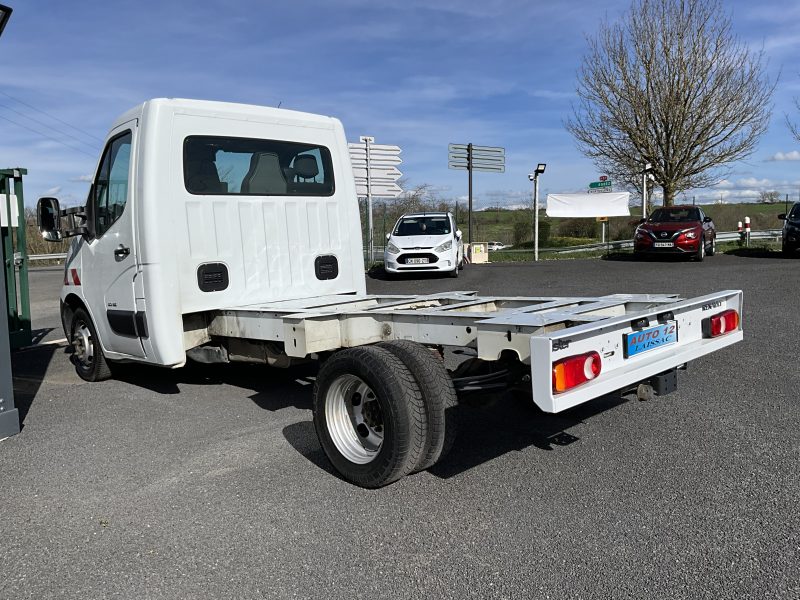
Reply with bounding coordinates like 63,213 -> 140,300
1,0 -> 799,208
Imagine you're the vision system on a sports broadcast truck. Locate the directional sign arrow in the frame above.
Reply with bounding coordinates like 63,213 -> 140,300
348,143 -> 402,154
352,166 -> 402,180
448,153 -> 505,163
349,156 -> 403,167
448,143 -> 504,155
355,182 -> 403,197
449,161 -> 505,173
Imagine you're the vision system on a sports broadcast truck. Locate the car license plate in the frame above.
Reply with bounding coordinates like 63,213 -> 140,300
653,241 -> 674,248
624,321 -> 678,358
406,257 -> 429,264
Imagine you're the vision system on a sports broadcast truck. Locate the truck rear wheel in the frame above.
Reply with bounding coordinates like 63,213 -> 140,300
378,340 -> 458,471
70,308 -> 113,382
313,346 -> 427,488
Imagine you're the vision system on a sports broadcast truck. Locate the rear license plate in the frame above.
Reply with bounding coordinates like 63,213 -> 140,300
406,258 -> 429,264
653,242 -> 674,248
624,321 -> 678,358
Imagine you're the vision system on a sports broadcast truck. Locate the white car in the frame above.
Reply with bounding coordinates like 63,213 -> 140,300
384,212 -> 464,277
487,241 -> 506,251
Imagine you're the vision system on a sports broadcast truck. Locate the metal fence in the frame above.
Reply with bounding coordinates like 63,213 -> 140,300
30,230 -> 784,264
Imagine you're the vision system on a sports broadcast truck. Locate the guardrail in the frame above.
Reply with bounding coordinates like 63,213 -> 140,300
30,229 -> 785,264
489,229 -> 783,255
28,253 -> 69,261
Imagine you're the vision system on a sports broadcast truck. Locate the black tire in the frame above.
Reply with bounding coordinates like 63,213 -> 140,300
707,236 -> 716,256
378,340 -> 459,472
448,265 -> 459,278
693,236 -> 705,261
69,308 -> 113,382
313,346 -> 427,488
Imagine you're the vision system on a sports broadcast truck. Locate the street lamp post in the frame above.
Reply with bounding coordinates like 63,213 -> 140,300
528,163 -> 546,262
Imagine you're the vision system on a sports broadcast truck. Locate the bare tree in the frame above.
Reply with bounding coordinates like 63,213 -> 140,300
758,190 -> 780,203
566,0 -> 775,206
787,93 -> 800,142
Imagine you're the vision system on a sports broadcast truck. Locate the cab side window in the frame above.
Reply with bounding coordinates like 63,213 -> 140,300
93,131 -> 132,238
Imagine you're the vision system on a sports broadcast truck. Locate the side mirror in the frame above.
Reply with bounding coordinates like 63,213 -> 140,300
386,233 -> 391,240
703,216 -> 712,223
455,229 -> 462,240
778,213 -> 786,220
37,197 -> 63,242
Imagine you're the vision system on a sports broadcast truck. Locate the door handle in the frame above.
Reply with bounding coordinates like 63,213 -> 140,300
114,245 -> 130,259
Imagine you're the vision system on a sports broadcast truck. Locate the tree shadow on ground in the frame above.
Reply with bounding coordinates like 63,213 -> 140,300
723,247 -> 789,259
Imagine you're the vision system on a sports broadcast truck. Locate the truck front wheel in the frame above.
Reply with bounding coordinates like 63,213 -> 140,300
70,308 -> 113,382
313,346 -> 427,488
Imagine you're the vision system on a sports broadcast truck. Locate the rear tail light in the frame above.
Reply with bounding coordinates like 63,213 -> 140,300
704,309 -> 739,338
552,351 -> 602,394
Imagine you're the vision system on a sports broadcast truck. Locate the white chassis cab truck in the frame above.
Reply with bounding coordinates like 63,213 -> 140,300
37,99 -> 744,488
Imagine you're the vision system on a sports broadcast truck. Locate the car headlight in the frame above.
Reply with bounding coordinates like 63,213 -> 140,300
684,230 -> 697,239
386,241 -> 400,254
435,240 -> 452,253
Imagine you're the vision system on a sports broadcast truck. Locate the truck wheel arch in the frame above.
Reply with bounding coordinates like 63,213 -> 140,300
61,293 -> 87,338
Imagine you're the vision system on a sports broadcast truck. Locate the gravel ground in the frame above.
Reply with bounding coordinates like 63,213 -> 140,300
1,254 -> 798,599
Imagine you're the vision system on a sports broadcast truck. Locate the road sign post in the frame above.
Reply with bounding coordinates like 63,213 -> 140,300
348,139 -> 403,265
448,143 -> 505,247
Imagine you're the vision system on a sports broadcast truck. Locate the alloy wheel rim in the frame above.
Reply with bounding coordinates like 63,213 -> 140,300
73,321 -> 94,368
325,374 -> 384,464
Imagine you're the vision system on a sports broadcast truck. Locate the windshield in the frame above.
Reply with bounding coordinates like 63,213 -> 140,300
648,208 -> 701,223
393,216 -> 451,236
789,204 -> 800,220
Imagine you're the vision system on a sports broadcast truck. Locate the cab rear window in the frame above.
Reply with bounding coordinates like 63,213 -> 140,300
183,136 -> 334,196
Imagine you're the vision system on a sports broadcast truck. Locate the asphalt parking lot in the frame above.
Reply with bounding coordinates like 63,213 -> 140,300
2,253 -> 798,599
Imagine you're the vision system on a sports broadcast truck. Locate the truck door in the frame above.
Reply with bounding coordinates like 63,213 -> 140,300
81,121 -> 145,358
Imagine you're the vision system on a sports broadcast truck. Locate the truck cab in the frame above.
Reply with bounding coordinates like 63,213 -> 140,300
41,99 -> 366,374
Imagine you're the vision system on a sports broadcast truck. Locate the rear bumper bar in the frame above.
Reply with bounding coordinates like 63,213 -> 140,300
529,290 -> 743,413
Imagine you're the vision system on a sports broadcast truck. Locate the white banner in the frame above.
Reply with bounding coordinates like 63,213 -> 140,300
546,192 -> 630,217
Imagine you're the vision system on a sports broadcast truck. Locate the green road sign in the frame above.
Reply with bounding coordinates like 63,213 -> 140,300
589,180 -> 612,188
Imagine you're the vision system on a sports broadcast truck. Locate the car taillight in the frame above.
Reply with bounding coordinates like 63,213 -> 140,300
552,351 -> 602,394
704,309 -> 739,338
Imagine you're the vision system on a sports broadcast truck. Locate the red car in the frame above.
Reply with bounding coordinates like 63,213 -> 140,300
634,205 -> 716,261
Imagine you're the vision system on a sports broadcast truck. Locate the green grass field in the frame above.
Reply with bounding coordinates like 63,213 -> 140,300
454,201 -> 789,248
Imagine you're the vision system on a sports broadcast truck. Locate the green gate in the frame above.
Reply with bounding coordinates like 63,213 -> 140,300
1,168 -> 32,349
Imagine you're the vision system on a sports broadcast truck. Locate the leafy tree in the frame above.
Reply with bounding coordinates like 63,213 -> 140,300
566,0 -> 774,206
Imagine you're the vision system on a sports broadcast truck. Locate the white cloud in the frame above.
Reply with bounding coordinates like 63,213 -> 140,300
737,177 -> 774,187
70,174 -> 93,182
767,151 -> 800,161
44,186 -> 62,195
528,90 -> 575,100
